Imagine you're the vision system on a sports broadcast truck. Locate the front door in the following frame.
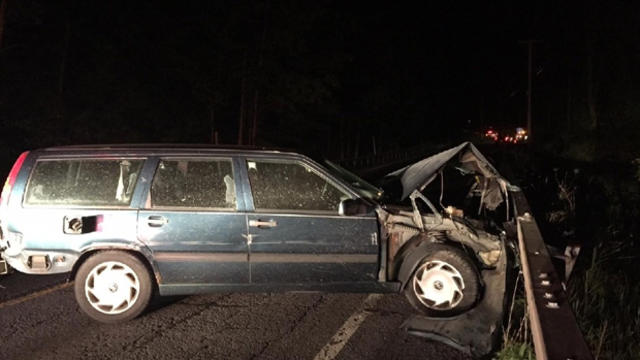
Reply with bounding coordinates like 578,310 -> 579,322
138,157 -> 249,285
244,158 -> 379,284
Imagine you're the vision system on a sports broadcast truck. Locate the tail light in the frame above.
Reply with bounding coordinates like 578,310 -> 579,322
0,151 -> 29,208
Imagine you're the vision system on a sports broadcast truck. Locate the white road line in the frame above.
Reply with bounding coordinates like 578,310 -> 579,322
0,282 -> 73,310
313,294 -> 383,360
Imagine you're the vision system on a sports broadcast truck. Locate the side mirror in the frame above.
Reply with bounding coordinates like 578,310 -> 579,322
339,198 -> 374,216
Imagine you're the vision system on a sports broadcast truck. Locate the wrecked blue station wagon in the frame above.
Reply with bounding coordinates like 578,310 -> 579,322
0,143 -> 510,325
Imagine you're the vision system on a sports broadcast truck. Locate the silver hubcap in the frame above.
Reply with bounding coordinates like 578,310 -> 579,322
85,261 -> 140,315
412,260 -> 465,310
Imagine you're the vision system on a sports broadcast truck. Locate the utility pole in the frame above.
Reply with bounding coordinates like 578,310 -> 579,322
519,40 -> 541,141
0,0 -> 8,50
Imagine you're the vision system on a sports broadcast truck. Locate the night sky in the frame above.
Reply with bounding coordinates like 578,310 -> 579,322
1,0 -> 638,161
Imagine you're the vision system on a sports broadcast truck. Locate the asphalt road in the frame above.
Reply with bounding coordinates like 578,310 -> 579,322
0,273 -> 470,360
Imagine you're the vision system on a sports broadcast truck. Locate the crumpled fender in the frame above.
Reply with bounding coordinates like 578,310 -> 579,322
402,240 -> 508,357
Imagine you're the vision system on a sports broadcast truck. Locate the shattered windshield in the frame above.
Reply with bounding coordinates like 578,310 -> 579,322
324,160 -> 383,201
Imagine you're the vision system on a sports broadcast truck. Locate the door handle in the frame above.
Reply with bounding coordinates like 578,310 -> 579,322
147,216 -> 168,227
249,219 -> 277,228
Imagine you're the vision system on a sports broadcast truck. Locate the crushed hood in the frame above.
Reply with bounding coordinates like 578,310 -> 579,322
385,142 -> 509,210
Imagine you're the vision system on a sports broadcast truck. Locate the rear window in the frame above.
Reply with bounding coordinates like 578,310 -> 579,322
25,159 -> 144,206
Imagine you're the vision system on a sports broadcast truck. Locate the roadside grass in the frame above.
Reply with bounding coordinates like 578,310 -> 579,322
567,240 -> 640,360
541,165 -> 640,360
494,342 -> 534,360
494,275 -> 535,360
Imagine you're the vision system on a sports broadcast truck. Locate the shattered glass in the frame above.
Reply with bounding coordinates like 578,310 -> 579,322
25,159 -> 143,206
247,160 -> 346,212
151,159 -> 235,209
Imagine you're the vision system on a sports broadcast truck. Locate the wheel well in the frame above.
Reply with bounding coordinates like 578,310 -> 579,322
391,234 -> 481,288
69,249 -> 158,287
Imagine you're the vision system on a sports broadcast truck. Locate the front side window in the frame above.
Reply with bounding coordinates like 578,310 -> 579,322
25,159 -> 143,206
151,159 -> 235,209
247,160 -> 349,213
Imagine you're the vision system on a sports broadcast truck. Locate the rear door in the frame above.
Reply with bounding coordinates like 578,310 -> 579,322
243,157 -> 379,285
137,157 -> 249,285
15,157 -> 145,271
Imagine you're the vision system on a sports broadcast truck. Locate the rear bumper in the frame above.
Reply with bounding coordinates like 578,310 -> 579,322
1,249 -> 77,274
0,224 -> 6,274
0,225 -> 77,274
0,258 -> 7,274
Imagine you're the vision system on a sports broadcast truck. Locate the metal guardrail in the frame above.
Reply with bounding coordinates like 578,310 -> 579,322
511,190 -> 593,360
336,143 -> 444,172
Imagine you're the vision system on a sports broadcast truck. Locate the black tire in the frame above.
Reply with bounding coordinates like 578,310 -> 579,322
74,251 -> 153,323
403,244 -> 480,317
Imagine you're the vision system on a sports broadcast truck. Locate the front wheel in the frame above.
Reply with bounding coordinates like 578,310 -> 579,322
404,244 -> 480,317
74,251 -> 153,323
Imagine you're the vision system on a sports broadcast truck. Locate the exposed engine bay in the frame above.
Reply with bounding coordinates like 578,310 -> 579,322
376,142 -> 511,279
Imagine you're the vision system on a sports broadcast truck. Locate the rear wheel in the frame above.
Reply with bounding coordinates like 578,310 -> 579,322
404,244 -> 480,316
74,251 -> 153,323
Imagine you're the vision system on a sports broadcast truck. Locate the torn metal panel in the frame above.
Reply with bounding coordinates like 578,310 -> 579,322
385,142 -> 509,210
401,240 -> 507,358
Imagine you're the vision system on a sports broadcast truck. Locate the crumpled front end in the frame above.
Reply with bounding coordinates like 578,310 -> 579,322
377,207 -> 504,281
376,142 -> 514,356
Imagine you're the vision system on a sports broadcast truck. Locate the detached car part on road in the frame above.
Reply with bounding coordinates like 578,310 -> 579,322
0,143 -> 512,336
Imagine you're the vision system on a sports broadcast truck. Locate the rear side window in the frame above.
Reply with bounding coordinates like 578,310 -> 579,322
25,159 -> 144,206
151,159 -> 235,209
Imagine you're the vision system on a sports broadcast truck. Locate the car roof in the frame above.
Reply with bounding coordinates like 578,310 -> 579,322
36,144 -> 302,158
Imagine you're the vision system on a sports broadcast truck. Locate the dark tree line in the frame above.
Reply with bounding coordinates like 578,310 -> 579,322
529,0 -> 640,161
0,0 -> 638,167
